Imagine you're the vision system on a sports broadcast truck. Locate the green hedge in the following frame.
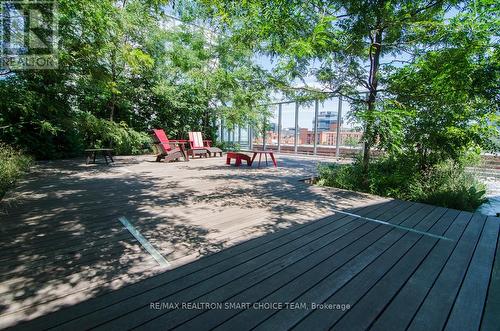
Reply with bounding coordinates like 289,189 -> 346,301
0,144 -> 33,200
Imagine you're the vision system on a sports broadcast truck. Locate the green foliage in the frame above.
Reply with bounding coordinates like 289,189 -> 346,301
215,141 -> 241,152
0,0 -> 269,160
0,144 -> 33,200
201,0 -> 461,165
316,161 -> 365,192
76,113 -> 151,155
384,2 -> 500,169
422,161 -> 487,211
317,157 -> 487,211
202,0 -> 498,173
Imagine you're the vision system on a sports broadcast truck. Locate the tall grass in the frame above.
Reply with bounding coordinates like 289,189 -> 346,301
317,157 -> 487,211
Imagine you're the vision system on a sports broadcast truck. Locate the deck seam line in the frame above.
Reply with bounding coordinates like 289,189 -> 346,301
86,210 -> 368,329
5,208 -> 370,327
330,209 -> 453,241
329,207 -> 452,330
118,216 -> 170,268
131,203 -> 409,329
102,204 -> 404,329
210,204 -> 420,330
278,204 -> 445,328
124,215 -> 368,329
365,207 -> 453,329
180,202 -> 417,330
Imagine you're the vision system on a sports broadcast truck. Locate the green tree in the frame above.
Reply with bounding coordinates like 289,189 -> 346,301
200,0 -> 460,172
385,1 -> 499,170
1,0 -> 270,158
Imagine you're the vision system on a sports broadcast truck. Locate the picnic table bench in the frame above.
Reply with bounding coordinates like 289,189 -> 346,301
226,152 -> 252,166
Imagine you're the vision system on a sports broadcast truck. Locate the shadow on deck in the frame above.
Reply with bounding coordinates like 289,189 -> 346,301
0,155 -> 498,330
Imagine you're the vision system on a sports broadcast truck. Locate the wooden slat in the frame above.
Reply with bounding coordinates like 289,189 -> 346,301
247,205 -> 451,331
369,210 -> 475,330
70,213 -> 374,330
481,216 -> 500,330
213,203 -> 437,331
289,207 -> 458,330
332,211 -> 471,330
12,203 -> 386,330
406,213 -> 487,331
445,216 -> 499,330
165,202 -> 425,331
136,201 -> 417,330
51,202 -> 402,330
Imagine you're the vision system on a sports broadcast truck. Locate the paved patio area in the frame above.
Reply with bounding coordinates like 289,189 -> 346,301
0,154 -> 498,330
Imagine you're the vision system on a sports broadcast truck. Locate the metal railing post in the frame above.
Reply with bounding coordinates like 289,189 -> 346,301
335,96 -> 342,159
220,119 -> 224,143
294,102 -> 299,154
278,103 -> 282,153
313,99 -> 319,155
249,125 -> 253,150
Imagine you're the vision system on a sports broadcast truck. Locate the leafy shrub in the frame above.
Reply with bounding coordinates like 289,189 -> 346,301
77,112 -> 152,155
421,161 -> 487,211
317,156 -> 486,211
317,161 -> 364,191
0,143 -> 33,200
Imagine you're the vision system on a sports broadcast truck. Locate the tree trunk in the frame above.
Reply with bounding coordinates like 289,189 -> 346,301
362,26 -> 383,174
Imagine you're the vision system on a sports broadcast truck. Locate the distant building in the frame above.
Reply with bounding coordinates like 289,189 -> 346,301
313,111 -> 342,131
299,128 -> 363,146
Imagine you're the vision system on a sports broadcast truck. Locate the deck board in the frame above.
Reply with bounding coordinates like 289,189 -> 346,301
407,213 -> 487,331
170,202 -> 422,331
369,211 -> 474,331
131,201 -> 413,330
330,209 -> 466,330
193,201 -> 425,331
261,206 -> 454,330
445,216 -> 500,330
0,155 -> 498,331
481,217 -> 500,331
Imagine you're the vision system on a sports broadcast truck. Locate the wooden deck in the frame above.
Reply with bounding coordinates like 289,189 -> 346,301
0,155 -> 498,330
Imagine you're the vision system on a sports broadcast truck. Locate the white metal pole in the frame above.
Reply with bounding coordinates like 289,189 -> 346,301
294,102 -> 299,154
335,96 -> 343,159
278,103 -> 282,153
313,99 -> 319,155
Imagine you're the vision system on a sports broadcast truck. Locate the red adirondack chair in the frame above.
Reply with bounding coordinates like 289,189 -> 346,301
188,132 -> 223,157
151,129 -> 188,163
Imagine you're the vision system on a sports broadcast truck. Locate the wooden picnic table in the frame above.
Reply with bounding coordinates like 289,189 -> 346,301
251,150 -> 277,167
85,148 -> 114,165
